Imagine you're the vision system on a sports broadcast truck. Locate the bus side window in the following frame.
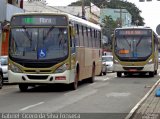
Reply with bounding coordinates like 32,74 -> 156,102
69,25 -> 76,53
154,34 -> 158,51
69,26 -> 72,47
76,24 -> 80,46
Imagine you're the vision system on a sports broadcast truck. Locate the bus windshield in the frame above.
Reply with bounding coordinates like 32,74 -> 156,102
9,27 -> 68,60
114,36 -> 152,60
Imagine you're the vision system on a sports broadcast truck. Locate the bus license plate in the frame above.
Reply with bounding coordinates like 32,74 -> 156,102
129,69 -> 137,72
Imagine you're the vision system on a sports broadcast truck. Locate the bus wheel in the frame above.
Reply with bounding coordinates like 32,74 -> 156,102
99,71 -> 102,76
124,72 -> 128,76
19,84 -> 28,92
0,75 -> 3,89
70,73 -> 79,90
149,72 -> 154,77
154,70 -> 157,75
117,72 -> 122,77
103,72 -> 106,75
89,65 -> 95,83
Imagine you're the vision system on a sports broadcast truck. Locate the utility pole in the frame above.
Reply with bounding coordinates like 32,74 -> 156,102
81,0 -> 85,19
120,8 -> 122,27
114,8 -> 128,27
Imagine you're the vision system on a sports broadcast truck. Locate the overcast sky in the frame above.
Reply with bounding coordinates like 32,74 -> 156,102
46,0 -> 160,33
128,0 -> 160,33
46,0 -> 78,6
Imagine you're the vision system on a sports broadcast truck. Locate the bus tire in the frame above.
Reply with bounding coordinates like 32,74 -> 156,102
103,72 -> 106,75
89,65 -> 95,83
19,84 -> 28,92
70,72 -> 79,90
124,72 -> 128,76
99,71 -> 102,76
117,72 -> 122,77
0,75 -> 3,89
154,70 -> 157,75
149,72 -> 154,77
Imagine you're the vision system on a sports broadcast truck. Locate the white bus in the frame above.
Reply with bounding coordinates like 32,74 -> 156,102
8,13 -> 102,91
112,27 -> 159,77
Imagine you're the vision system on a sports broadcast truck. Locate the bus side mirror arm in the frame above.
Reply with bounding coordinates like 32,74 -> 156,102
3,23 -> 10,31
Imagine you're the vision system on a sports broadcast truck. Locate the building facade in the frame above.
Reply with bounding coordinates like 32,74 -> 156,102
23,1 -> 100,24
0,0 -> 24,55
100,8 -> 132,27
0,0 -> 24,23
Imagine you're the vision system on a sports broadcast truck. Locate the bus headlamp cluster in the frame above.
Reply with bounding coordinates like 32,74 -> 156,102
148,59 -> 153,64
9,63 -> 22,73
114,59 -> 119,64
54,64 -> 68,73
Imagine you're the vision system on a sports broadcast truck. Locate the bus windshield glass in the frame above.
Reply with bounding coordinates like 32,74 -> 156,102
114,35 -> 152,60
9,27 -> 68,60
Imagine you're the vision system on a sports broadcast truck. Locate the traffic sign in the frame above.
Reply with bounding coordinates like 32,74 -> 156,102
156,24 -> 160,35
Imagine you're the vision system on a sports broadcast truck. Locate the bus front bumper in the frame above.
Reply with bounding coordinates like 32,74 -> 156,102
113,63 -> 154,72
8,70 -> 75,84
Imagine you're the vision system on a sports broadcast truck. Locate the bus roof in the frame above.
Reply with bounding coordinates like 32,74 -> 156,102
11,12 -> 101,30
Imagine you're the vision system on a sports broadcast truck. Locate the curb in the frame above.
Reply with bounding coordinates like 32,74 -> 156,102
125,78 -> 160,119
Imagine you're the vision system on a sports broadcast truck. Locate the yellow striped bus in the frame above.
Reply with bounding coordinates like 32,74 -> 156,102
8,13 -> 102,91
112,26 -> 159,77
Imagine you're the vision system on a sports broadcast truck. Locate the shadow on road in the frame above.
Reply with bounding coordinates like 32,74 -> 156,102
121,73 -> 158,78
16,79 -> 93,93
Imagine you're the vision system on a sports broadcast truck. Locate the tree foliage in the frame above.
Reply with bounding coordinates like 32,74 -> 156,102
101,15 -> 117,50
69,0 -> 145,26
69,0 -> 145,51
102,15 -> 117,36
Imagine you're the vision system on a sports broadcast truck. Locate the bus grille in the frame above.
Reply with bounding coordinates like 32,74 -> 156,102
27,75 -> 49,80
21,62 -> 56,68
24,70 -> 52,73
123,67 -> 144,71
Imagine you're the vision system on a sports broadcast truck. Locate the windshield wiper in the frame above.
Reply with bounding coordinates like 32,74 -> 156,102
136,36 -> 143,47
123,36 -> 131,49
22,25 -> 32,42
43,26 -> 55,41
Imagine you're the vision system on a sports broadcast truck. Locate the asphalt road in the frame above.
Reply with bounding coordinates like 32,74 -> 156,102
0,71 -> 159,119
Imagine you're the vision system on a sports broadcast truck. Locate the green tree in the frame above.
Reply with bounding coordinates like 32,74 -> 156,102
69,0 -> 144,25
102,15 -> 117,36
101,15 -> 117,50
106,0 -> 144,25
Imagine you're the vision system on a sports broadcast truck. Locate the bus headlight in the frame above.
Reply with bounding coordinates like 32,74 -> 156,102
148,59 -> 153,64
54,64 -> 68,73
9,63 -> 22,73
114,59 -> 119,64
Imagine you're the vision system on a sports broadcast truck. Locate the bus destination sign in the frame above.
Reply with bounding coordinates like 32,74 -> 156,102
116,29 -> 152,36
11,15 -> 68,26
24,17 -> 54,24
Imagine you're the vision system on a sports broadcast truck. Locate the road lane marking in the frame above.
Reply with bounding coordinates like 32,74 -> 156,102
20,102 -> 44,111
103,78 -> 109,81
95,77 -> 111,81
52,90 -> 97,112
89,77 -> 110,87
106,92 -> 130,98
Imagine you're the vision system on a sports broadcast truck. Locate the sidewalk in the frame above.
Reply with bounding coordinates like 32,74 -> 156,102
126,79 -> 160,119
